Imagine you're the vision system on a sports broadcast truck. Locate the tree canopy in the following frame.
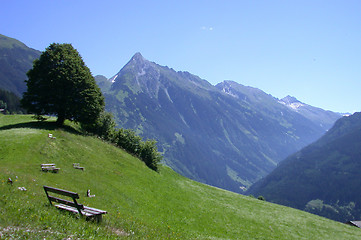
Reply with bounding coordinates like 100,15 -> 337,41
21,43 -> 104,125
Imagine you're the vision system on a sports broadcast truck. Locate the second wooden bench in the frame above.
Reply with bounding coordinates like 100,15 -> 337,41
41,164 -> 60,173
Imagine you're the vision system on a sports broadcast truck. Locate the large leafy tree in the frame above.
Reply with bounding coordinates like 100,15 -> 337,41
21,43 -> 104,126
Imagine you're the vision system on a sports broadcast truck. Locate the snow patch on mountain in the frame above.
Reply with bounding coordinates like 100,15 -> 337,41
164,88 -> 173,103
221,86 -> 239,98
110,74 -> 118,83
286,101 -> 305,110
279,95 -> 305,111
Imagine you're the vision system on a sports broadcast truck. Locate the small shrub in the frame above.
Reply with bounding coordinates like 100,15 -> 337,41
82,111 -> 116,141
257,196 -> 266,201
113,128 -> 143,156
139,139 -> 163,171
110,126 -> 161,171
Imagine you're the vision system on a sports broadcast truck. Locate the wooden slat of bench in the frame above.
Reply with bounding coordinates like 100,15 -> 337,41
44,186 -> 79,199
55,204 -> 93,217
42,166 -> 55,170
83,208 -> 102,215
83,206 -> 107,214
41,166 -> 60,173
42,167 -> 60,172
56,204 -> 103,217
83,207 -> 107,216
48,196 -> 84,209
55,204 -> 79,213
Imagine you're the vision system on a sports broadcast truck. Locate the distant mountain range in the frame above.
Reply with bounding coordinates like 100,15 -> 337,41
279,95 -> 347,129
248,112 -> 361,222
0,34 -> 40,96
96,52 -> 342,192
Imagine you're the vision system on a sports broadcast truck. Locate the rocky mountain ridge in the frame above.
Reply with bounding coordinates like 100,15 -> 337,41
279,95 -> 343,131
98,52 -> 342,192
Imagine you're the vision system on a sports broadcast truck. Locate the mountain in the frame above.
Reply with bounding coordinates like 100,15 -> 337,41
2,115 -> 361,239
100,52 -> 341,193
0,88 -> 23,114
216,82 -> 341,132
95,74 -> 112,92
0,34 -> 41,96
248,112 -> 361,222
279,95 -> 342,131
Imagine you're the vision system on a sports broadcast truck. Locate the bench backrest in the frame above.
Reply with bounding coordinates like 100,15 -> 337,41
41,164 -> 55,167
43,186 -> 84,215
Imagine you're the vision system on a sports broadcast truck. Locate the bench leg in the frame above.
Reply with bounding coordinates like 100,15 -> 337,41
86,215 -> 102,223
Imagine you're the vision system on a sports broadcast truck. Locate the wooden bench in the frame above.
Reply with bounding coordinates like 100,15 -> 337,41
73,163 -> 85,171
43,186 -> 107,223
41,164 -> 60,173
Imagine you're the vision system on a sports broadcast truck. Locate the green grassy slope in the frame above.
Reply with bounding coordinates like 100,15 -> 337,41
1,115 -> 361,239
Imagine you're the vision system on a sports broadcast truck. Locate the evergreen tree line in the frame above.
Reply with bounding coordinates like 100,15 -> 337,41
82,111 -> 162,171
0,88 -> 25,114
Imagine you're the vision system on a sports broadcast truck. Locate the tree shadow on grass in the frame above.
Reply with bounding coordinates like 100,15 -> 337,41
0,120 -> 82,135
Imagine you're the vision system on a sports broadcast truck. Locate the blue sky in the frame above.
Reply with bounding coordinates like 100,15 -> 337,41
2,0 -> 361,113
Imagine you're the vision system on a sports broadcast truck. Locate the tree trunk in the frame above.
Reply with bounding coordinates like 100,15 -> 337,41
56,115 -> 65,126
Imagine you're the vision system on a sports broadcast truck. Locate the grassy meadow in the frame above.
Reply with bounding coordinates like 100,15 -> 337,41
1,115 -> 361,239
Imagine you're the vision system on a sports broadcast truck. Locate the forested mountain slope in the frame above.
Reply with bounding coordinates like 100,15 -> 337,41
248,112 -> 361,222
0,34 -> 40,96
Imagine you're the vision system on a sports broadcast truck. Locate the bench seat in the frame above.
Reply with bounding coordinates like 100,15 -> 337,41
41,164 -> 60,173
73,163 -> 85,171
42,167 -> 60,173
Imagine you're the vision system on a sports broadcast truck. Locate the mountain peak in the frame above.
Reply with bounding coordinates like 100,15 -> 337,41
109,52 -> 151,84
280,95 -> 300,104
0,34 -> 29,50
131,52 -> 147,63
279,96 -> 305,111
